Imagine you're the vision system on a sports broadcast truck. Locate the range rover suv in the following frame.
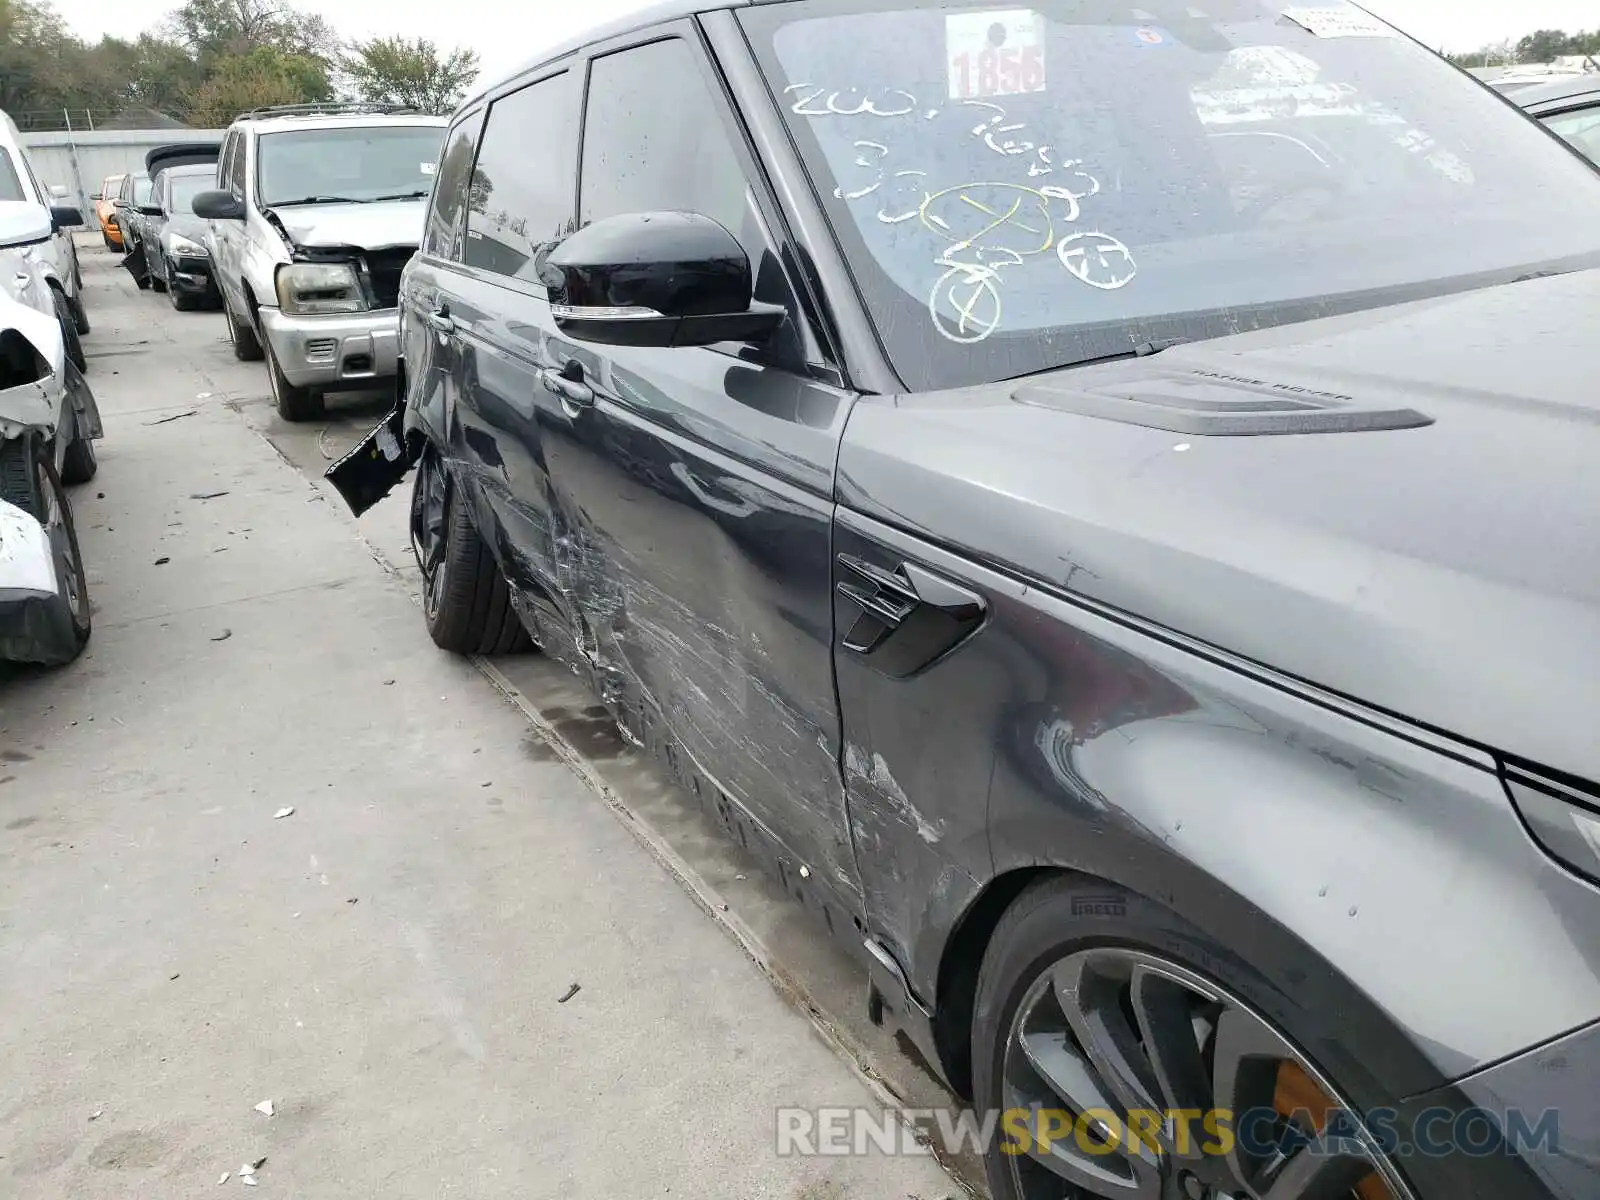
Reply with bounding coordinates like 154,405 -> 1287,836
332,3 -> 1600,1198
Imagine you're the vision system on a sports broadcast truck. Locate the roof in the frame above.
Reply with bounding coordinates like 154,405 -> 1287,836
1514,76 -> 1600,113
238,112 -> 449,136
462,0 -> 749,106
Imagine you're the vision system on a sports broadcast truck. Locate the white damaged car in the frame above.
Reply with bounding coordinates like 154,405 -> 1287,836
0,234 -> 99,665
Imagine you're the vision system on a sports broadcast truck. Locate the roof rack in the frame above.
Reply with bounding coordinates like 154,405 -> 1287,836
235,102 -> 423,121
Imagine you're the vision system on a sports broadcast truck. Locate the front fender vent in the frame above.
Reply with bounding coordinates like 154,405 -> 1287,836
1015,369 -> 1433,436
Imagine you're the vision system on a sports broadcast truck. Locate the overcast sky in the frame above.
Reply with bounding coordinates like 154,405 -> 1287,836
43,0 -> 1600,81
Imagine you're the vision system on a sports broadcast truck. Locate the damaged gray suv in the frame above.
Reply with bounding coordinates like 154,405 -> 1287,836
333,2 -> 1600,1198
194,104 -> 447,421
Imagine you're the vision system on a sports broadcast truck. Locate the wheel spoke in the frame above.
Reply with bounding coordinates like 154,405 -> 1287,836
1001,1078 -> 1163,1198
1052,954 -> 1165,1119
1129,964 -> 1213,1115
1258,1140 -> 1381,1200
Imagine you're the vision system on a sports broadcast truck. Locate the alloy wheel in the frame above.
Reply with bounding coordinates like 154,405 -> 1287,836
1002,948 -> 1409,1200
410,450 -> 449,620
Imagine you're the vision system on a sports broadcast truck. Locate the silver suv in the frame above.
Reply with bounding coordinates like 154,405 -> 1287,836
194,104 -> 447,420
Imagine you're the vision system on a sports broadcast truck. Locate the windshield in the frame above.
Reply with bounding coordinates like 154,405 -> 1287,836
1542,104 -> 1600,166
0,149 -> 24,203
742,0 -> 1600,390
256,125 -> 445,206
169,172 -> 211,214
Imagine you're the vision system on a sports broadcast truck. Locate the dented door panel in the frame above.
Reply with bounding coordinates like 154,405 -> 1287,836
445,271 -> 595,674
545,341 -> 863,896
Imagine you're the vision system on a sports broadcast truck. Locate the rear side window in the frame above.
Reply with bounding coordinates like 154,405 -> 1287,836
465,71 -> 577,284
578,38 -> 758,258
423,109 -> 485,261
224,134 -> 245,195
0,149 -> 25,203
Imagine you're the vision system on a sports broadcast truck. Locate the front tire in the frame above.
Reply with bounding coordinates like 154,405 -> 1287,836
53,289 -> 87,374
264,336 -> 322,422
59,410 -> 98,486
411,446 -> 531,656
225,298 -> 263,362
973,876 -> 1412,1200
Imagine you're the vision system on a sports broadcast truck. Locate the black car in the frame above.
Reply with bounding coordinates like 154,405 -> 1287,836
137,156 -> 222,309
1514,75 -> 1600,165
331,4 -> 1600,1198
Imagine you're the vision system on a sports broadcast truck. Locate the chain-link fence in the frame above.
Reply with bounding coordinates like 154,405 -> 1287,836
9,109 -> 193,133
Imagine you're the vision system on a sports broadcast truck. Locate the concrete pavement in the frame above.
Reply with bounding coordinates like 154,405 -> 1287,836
0,246 -> 965,1198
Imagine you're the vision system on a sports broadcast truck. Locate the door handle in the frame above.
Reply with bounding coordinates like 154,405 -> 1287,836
539,363 -> 594,410
423,305 -> 454,333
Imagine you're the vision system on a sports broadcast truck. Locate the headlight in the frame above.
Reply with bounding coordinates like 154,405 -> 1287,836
168,234 -> 207,257
275,261 -> 366,316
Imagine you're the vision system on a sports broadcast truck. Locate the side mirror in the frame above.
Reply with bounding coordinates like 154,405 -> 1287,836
543,212 -> 784,349
49,205 -> 83,230
88,192 -> 101,201
137,204 -> 162,217
193,190 -> 245,221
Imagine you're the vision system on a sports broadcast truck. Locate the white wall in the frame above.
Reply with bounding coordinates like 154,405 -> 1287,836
20,128 -> 226,225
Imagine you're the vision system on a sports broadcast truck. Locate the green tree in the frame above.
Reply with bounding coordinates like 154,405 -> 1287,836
185,43 -> 330,125
169,0 -> 335,76
1516,28 -> 1577,63
343,36 -> 478,114
95,33 -> 205,118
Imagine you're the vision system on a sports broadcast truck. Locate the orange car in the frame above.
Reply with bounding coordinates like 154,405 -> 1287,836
95,174 -> 126,249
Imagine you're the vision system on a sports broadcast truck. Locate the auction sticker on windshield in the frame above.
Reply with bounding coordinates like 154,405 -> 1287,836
1281,5 -> 1397,38
947,10 -> 1046,99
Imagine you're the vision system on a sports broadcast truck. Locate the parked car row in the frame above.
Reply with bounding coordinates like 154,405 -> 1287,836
311,4 -> 1598,1199
0,108 -> 100,667
114,143 -> 225,313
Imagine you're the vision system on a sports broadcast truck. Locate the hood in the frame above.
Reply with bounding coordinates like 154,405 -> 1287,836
838,269 -> 1600,784
269,198 -> 425,253
162,213 -> 209,245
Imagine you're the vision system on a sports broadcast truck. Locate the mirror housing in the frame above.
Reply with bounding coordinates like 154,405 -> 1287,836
49,205 -> 82,230
193,190 -> 245,221
542,212 -> 784,349
137,203 -> 162,218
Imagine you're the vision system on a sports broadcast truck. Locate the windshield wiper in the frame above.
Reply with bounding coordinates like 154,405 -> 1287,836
1008,337 -> 1190,382
368,190 -> 430,201
268,196 -> 370,207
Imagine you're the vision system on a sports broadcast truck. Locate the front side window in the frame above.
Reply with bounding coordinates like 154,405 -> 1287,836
1542,104 -> 1600,166
743,0 -> 1600,391
255,125 -> 446,207
424,108 -> 485,261
133,175 -> 153,205
169,173 -> 211,214
465,72 -> 577,283
0,149 -> 25,203
579,37 -> 764,264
